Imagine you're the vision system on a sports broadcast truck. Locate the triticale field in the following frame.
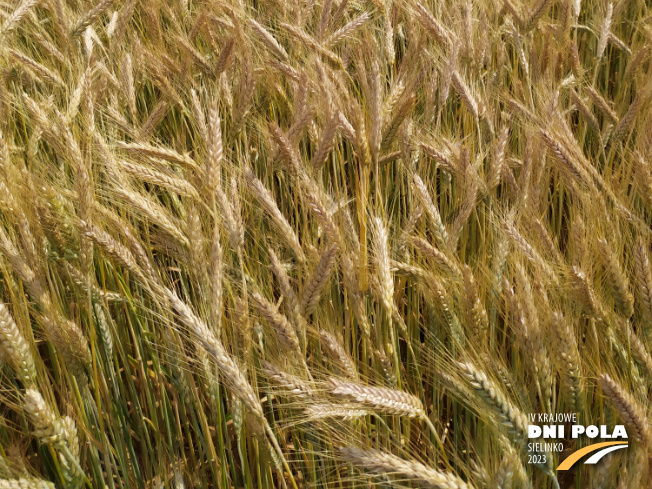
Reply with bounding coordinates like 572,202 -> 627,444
0,0 -> 650,487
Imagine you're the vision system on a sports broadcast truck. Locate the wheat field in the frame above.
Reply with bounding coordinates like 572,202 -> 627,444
0,0 -> 650,487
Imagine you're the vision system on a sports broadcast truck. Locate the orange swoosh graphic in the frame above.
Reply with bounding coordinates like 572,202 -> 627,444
557,441 -> 628,470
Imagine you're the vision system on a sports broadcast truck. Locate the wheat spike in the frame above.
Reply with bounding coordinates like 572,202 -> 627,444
451,71 -> 479,120
262,361 -> 313,399
611,81 -> 651,144
412,173 -> 449,251
93,303 -> 114,359
540,129 -> 586,185
585,86 -> 619,124
215,183 -> 244,252
137,99 -> 169,140
570,266 -> 604,318
569,90 -> 600,131
488,127 -> 508,191
0,302 -> 36,385
597,3 -> 614,62
23,390 -> 60,444
8,49 -> 64,87
0,0 -> 38,39
248,18 -> 289,61
327,12 -> 372,47
633,237 -> 652,334
117,142 -> 199,171
327,378 -> 423,418
81,220 -> 147,281
0,479 -> 55,489
550,312 -> 584,412
320,330 -> 357,380
341,447 -> 473,489
118,160 -> 199,199
113,186 -> 190,248
311,112 -> 340,171
411,236 -> 460,277
245,169 -> 306,262
598,239 -> 634,318
458,362 -> 528,441
599,374 -> 650,443
207,99 -> 223,194
372,217 -> 394,317
23,390 -> 83,485
121,54 -> 137,122
305,403 -> 369,420
461,266 -> 489,346
525,0 -> 553,30
250,292 -> 301,352
71,0 -> 117,38
413,3 -> 453,46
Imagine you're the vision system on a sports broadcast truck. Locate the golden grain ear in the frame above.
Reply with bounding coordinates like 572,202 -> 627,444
600,374 -> 650,444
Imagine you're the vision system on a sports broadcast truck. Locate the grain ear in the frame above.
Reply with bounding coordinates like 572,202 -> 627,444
599,374 -> 650,444
327,378 -> 424,418
0,302 -> 36,385
340,447 -> 472,489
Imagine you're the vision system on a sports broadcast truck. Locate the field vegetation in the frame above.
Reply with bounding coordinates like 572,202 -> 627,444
0,0 -> 650,487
